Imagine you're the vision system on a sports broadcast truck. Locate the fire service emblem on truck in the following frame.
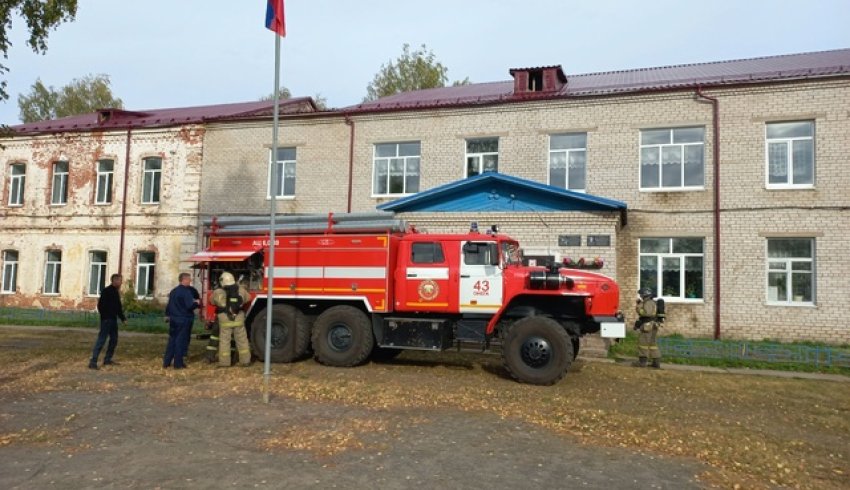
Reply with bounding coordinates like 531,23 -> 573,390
418,280 -> 440,301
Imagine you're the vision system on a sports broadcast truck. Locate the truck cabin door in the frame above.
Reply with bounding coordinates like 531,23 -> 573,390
459,241 -> 503,314
398,241 -> 454,312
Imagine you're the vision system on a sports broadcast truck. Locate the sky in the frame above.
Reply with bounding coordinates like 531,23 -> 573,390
2,0 -> 849,124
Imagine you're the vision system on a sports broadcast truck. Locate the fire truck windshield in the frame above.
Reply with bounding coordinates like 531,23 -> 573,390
501,241 -> 522,266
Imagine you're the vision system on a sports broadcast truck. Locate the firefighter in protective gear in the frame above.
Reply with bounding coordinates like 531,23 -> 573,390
211,272 -> 251,367
634,287 -> 662,368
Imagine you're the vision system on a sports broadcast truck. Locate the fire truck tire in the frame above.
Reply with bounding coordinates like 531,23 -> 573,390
501,316 -> 573,385
572,337 -> 580,360
250,304 -> 311,363
312,306 -> 374,367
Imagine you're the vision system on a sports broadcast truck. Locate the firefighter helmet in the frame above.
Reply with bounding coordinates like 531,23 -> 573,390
219,272 -> 236,286
638,287 -> 654,299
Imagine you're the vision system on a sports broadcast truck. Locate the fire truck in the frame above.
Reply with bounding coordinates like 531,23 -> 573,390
189,212 -> 625,385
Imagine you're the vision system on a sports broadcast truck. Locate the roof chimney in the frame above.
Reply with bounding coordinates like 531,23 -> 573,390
509,65 -> 567,95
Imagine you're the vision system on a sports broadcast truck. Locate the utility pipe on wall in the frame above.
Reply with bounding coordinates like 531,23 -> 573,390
345,115 -> 355,213
695,87 -> 721,340
118,127 -> 132,275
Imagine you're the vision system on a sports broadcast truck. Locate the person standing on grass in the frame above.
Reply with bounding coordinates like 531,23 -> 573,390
163,272 -> 199,369
633,287 -> 662,368
210,272 -> 251,368
89,274 -> 127,370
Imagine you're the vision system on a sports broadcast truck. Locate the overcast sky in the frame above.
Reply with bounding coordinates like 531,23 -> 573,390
2,0 -> 849,124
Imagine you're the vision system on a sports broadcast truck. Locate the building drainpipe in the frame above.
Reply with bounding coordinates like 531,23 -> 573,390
118,127 -> 132,276
696,87 -> 721,340
344,115 -> 355,213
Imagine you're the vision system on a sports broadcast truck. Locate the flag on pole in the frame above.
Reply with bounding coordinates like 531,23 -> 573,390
265,0 -> 286,37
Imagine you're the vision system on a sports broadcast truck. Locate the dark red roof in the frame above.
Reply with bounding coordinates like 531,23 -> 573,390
9,97 -> 317,135
347,48 -> 850,113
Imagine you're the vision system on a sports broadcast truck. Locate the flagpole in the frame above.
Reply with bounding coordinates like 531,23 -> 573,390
263,32 -> 281,404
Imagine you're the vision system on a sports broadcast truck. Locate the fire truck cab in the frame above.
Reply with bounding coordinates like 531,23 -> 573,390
190,213 -> 624,385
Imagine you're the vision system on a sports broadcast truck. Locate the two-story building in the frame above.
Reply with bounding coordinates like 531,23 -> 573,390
0,99 -> 315,308
199,48 -> 850,344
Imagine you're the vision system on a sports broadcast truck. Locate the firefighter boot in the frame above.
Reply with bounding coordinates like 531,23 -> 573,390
632,356 -> 647,368
651,359 -> 662,369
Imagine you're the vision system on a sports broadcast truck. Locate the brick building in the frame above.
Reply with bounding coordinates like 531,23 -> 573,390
200,48 -> 850,344
0,99 -> 314,308
3,48 -> 849,344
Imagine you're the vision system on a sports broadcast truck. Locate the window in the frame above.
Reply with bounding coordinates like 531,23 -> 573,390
466,138 -> 498,177
88,251 -> 108,296
411,242 -> 445,264
141,157 -> 162,204
95,159 -> 114,204
639,238 -> 704,300
373,142 -> 420,195
44,250 -> 62,294
640,127 -> 704,190
136,252 -> 155,298
549,133 -> 586,191
268,148 -> 296,198
766,121 -> 814,188
51,161 -> 69,205
8,163 -> 25,206
2,250 -> 18,293
767,238 -> 814,305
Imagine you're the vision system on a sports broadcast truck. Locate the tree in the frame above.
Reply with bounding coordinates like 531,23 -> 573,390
364,43 -> 469,102
18,74 -> 123,122
0,0 -> 78,102
259,88 -> 328,110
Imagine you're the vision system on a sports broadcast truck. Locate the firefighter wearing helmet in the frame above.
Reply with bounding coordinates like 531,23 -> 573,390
211,272 -> 252,367
634,287 -> 662,368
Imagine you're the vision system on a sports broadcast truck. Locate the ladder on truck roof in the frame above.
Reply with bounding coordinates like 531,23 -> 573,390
202,211 -> 409,236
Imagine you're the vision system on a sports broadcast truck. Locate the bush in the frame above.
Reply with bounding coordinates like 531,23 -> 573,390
122,280 -> 164,314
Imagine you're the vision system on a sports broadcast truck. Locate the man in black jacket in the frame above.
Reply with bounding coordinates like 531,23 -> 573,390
89,274 -> 127,370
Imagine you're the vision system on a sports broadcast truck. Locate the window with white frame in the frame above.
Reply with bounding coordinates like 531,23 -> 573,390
767,238 -> 814,305
372,142 -> 420,195
8,163 -> 25,206
141,157 -> 162,204
268,147 -> 296,198
766,121 -> 814,188
549,133 -> 586,191
136,251 -> 155,298
51,161 -> 69,205
639,238 -> 704,300
2,250 -> 18,293
95,159 -> 114,204
44,249 -> 62,295
640,127 -> 704,190
466,138 -> 499,177
88,250 -> 108,296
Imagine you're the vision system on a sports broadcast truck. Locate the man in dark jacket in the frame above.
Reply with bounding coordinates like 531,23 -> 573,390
163,272 -> 199,369
89,274 -> 127,370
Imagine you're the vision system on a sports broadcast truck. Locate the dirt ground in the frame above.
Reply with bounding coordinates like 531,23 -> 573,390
1,326 -> 848,489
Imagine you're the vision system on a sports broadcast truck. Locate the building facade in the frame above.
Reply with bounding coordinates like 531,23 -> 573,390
199,49 -> 850,344
3,49 -> 848,344
0,100 -> 314,308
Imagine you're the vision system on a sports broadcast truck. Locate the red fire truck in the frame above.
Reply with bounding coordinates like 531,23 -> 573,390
190,212 -> 624,385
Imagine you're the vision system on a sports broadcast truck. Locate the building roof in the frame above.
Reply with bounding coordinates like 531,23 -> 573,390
347,48 -> 850,113
8,97 -> 317,135
377,172 -> 627,214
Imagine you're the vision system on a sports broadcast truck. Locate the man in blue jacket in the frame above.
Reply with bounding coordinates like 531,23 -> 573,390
163,272 -> 200,369
89,274 -> 127,370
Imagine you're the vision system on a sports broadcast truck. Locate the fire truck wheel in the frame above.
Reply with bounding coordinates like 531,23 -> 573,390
501,316 -> 573,385
312,306 -> 374,367
250,304 -> 311,363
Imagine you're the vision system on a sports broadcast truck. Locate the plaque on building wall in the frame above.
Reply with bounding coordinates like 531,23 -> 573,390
586,235 -> 611,247
558,234 -> 581,247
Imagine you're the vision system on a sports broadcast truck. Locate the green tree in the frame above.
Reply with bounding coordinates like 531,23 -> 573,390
0,0 -> 78,101
17,74 -> 123,122
364,43 -> 469,102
